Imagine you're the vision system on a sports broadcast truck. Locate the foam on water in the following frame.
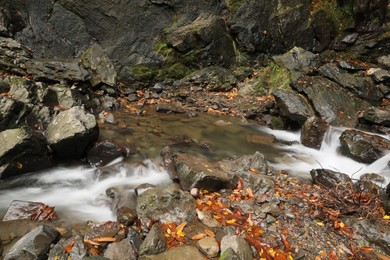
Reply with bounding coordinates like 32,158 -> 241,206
261,126 -> 390,187
0,159 -> 171,222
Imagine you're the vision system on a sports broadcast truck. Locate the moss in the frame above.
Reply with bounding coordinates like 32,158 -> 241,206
225,0 -> 246,12
252,62 -> 292,95
310,0 -> 353,32
130,65 -> 156,81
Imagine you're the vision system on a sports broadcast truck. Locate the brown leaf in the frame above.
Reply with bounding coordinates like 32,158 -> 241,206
91,237 -> 116,243
191,233 -> 207,240
376,253 -> 390,260
204,228 -> 215,238
64,240 -> 75,254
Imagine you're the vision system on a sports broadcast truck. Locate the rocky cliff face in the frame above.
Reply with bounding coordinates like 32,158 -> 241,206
0,0 -> 387,83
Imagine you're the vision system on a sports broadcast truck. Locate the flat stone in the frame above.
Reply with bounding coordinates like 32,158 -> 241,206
197,237 -> 219,257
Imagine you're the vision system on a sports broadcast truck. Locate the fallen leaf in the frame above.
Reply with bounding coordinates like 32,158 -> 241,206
64,240 -> 75,254
204,228 -> 215,238
191,233 -> 207,240
91,237 -> 116,243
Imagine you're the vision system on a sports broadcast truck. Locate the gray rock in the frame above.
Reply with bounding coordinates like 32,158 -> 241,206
272,47 -> 320,80
87,140 -> 127,167
196,209 -> 222,228
156,102 -> 185,114
0,96 -> 30,131
140,246 -> 204,260
310,169 -> 353,189
219,247 -> 239,260
292,76 -> 370,127
181,66 -> 237,91
104,238 -> 137,260
8,76 -> 38,104
139,224 -> 166,256
0,37 -> 31,75
197,237 -> 219,258
80,43 -> 117,87
160,146 -> 179,181
174,153 -> 237,191
3,200 -> 45,221
45,106 -> 98,159
116,206 -> 137,227
136,185 -> 196,224
300,116 -> 329,149
220,235 -> 252,260
4,225 -> 60,260
26,58 -> 89,83
0,128 -> 51,179
362,106 -> 390,127
339,129 -> 390,163
377,55 -> 390,69
273,89 -> 315,126
69,236 -> 88,260
319,63 -> 384,102
257,202 -> 282,217
367,68 -> 390,85
50,84 -> 83,109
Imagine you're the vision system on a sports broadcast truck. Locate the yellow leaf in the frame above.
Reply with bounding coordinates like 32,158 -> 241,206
339,221 -> 345,228
176,222 -> 187,233
316,221 -> 325,227
226,219 -> 237,224
383,215 -> 390,220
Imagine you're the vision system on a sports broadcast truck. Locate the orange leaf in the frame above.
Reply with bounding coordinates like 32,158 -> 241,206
246,187 -> 254,198
176,222 -> 187,233
91,237 -> 116,243
329,250 -> 339,260
281,234 -> 291,250
376,253 -> 390,260
204,228 -> 215,238
359,246 -> 373,252
191,233 -> 207,240
64,240 -> 75,254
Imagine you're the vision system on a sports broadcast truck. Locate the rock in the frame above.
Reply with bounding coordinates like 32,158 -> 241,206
0,128 -> 52,179
197,237 -> 219,257
319,63 -> 383,102
339,129 -> 390,163
116,206 -> 137,227
50,84 -> 83,110
257,202 -> 282,217
139,224 -> 166,256
84,222 -> 121,241
310,169 -> 353,189
344,218 -> 390,255
136,185 -> 196,224
4,225 -> 60,260
45,106 -> 99,159
377,55 -> 390,69
273,89 -> 315,126
219,247 -> 239,260
104,238 -> 137,260
0,96 -> 30,131
8,76 -> 39,104
220,235 -> 253,260
272,47 -> 320,80
140,245 -> 204,260
2,200 -> 55,221
362,106 -> 390,127
196,209 -> 221,228
156,102 -> 185,114
181,66 -> 237,91
160,146 -> 179,181
48,236 -> 87,260
87,140 -> 127,167
300,117 -> 329,149
69,235 -> 88,260
26,58 -> 89,83
366,68 -> 390,84
135,183 -> 156,197
168,15 -> 236,68
174,153 -> 237,191
292,76 -> 370,127
0,37 -> 31,75
80,43 -> 117,87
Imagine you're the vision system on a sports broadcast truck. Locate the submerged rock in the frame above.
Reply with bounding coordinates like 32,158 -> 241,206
46,106 -> 98,159
339,129 -> 390,163
4,225 -> 60,260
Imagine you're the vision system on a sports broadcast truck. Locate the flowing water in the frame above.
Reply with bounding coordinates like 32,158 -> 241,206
0,109 -> 389,223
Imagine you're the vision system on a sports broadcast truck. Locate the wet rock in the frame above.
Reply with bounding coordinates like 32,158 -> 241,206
0,128 -> 52,179
168,15 -> 236,68
4,225 -> 60,260
310,169 -> 353,189
361,106 -> 390,127
219,247 -> 239,260
0,37 -> 31,75
160,146 -> 178,181
197,237 -> 219,258
181,66 -> 237,91
156,102 -> 185,114
136,185 -> 196,224
220,235 -> 253,260
139,224 -> 166,256
292,76 -> 370,127
104,238 -> 137,260
87,140 -> 127,167
319,63 -> 383,102
339,129 -> 390,163
300,116 -> 329,149
135,183 -> 156,197
26,58 -> 89,83
366,68 -> 390,85
174,153 -> 237,191
272,47 -> 320,80
46,106 -> 99,159
246,134 -> 276,145
140,245 -> 204,260
273,89 -> 315,126
85,222 -> 121,241
116,206 -> 137,227
344,218 -> 390,255
2,200 -> 54,221
80,43 -> 117,87
0,96 -> 30,131
99,111 -> 115,124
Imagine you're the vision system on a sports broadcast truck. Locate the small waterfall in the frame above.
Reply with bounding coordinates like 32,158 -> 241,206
262,126 -> 390,187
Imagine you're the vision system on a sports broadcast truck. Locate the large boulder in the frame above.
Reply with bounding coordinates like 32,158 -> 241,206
292,76 -> 370,127
273,89 -> 315,126
136,185 -> 196,224
174,153 -> 238,191
0,128 -> 52,179
339,129 -> 390,163
4,225 -> 60,260
45,106 -> 98,159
